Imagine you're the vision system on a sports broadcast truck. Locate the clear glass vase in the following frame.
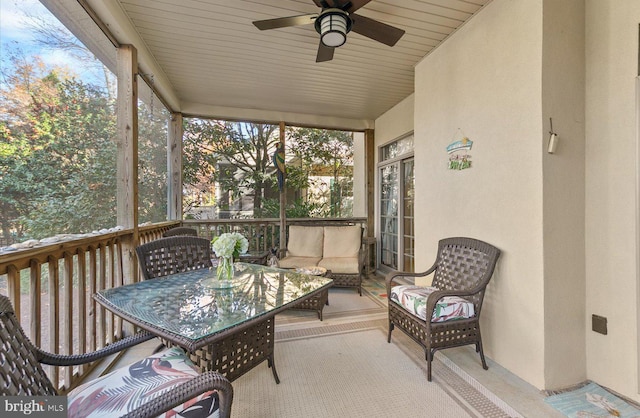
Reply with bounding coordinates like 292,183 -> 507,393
216,256 -> 234,284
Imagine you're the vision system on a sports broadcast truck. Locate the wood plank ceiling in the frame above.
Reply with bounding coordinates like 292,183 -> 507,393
94,0 -> 491,124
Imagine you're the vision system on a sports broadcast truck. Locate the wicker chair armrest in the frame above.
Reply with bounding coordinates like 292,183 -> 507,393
385,266 -> 436,295
122,371 -> 233,418
37,331 -> 156,366
424,287 -> 484,320
358,247 -> 366,273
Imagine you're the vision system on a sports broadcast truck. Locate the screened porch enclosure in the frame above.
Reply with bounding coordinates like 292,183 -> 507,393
0,1 -> 377,393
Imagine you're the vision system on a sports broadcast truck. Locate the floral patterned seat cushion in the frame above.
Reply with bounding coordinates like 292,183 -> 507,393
390,285 -> 475,323
67,347 -> 221,418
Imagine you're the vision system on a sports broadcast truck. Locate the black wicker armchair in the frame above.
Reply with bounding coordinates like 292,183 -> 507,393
0,294 -> 233,418
163,227 -> 198,237
386,237 -> 500,381
136,236 -> 213,280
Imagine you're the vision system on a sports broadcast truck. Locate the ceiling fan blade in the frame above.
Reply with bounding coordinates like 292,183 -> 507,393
312,0 -> 371,13
343,0 -> 373,13
253,13 -> 317,30
313,0 -> 371,13
316,42 -> 335,62
350,13 -> 405,46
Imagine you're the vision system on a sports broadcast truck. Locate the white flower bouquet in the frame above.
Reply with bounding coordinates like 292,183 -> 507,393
211,232 -> 249,283
211,232 -> 249,260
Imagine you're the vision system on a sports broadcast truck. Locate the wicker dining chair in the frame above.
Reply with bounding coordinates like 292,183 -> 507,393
0,294 -> 233,418
386,237 -> 501,381
136,236 -> 213,280
163,227 -> 198,237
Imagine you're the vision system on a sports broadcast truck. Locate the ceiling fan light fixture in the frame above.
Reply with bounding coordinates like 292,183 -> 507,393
315,9 -> 351,48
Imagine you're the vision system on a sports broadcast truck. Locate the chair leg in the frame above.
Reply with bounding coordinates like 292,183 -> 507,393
267,355 -> 280,384
426,350 -> 433,381
476,339 -> 488,370
387,322 -> 394,343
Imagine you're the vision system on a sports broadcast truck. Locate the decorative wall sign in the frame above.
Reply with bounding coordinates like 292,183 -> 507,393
447,132 -> 473,170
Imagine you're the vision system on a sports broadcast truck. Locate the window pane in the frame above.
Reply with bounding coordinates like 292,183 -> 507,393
286,126 -> 354,218
0,1 -> 118,242
182,122 -> 356,220
380,134 -> 413,161
380,164 -> 398,269
402,160 -> 415,273
182,119 -> 279,219
138,79 -> 169,223
379,146 -> 414,272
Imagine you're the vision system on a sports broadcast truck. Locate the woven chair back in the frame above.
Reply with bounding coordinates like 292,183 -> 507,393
431,237 -> 500,312
0,294 -> 57,395
163,227 -> 198,237
136,236 -> 213,280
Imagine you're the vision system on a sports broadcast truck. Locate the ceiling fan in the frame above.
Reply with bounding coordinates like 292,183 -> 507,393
252,0 -> 405,62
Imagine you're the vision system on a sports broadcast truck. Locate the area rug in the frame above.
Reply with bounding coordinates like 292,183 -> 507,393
230,281 -> 523,418
544,382 -> 640,417
362,274 -> 389,301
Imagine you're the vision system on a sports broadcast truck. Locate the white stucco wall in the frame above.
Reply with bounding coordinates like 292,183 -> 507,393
413,0 -> 547,388
541,0 -> 587,390
585,0 -> 640,402
374,0 -> 640,400
374,94 -> 414,147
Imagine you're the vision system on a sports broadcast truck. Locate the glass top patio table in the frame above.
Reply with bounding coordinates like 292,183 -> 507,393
94,262 -> 333,352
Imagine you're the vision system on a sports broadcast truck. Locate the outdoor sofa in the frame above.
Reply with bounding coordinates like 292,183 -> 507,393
278,224 -> 365,295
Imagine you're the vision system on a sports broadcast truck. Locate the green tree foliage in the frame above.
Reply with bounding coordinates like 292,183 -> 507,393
137,95 -> 169,224
183,119 -> 279,217
259,198 -> 326,219
286,127 -> 353,217
182,120 -> 355,219
0,51 -> 169,240
182,119 -> 224,213
0,55 -> 117,239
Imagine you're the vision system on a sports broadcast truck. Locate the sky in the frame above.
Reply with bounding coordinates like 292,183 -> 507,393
0,0 -> 103,85
1,0 -> 69,66
0,0 -> 43,41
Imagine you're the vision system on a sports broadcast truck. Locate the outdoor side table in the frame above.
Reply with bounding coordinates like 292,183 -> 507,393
288,266 -> 331,320
239,251 -> 270,265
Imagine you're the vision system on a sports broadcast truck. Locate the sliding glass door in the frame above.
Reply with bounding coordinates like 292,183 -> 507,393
402,159 -> 415,272
379,134 -> 414,272
380,164 -> 399,269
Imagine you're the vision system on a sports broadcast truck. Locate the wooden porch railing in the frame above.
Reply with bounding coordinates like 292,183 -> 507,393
184,217 -> 368,254
0,221 -> 177,392
0,217 -> 365,392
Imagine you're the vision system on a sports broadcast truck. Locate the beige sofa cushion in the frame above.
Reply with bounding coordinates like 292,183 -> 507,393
322,226 -> 361,258
278,256 -> 322,269
286,225 -> 324,258
318,257 -> 360,274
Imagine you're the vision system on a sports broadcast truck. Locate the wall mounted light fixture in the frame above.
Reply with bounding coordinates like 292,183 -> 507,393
547,118 -> 559,154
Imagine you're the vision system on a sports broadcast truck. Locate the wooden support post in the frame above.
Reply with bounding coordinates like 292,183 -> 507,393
7,265 -> 20,320
116,44 -> 138,336
168,112 -> 183,220
29,260 -> 41,347
364,129 -> 375,238
279,122 -> 287,256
